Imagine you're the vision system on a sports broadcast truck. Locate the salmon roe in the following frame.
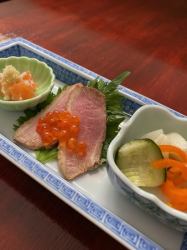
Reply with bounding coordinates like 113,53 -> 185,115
36,111 -> 87,157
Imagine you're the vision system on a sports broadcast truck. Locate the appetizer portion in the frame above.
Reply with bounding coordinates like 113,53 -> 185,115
14,84 -> 80,149
58,85 -> 106,179
0,65 -> 36,101
14,71 -> 130,179
116,130 -> 187,211
14,83 -> 106,180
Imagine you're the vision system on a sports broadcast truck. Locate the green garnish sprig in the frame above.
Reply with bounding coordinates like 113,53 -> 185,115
35,147 -> 58,164
88,71 -> 131,159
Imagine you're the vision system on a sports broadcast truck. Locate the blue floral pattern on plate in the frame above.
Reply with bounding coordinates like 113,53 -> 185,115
0,135 -> 162,250
0,37 -> 185,249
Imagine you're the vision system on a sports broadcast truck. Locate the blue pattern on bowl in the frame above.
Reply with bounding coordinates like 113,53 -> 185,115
107,105 -> 187,232
107,164 -> 187,231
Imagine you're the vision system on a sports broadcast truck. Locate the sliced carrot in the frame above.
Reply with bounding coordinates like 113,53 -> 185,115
161,180 -> 187,211
152,147 -> 187,211
152,158 -> 187,176
167,167 -> 187,187
159,145 -> 187,162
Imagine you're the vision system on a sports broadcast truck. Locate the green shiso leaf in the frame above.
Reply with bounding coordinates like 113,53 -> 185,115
88,71 -> 130,160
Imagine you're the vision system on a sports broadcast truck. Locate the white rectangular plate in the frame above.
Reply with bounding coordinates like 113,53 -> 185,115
0,37 -> 186,250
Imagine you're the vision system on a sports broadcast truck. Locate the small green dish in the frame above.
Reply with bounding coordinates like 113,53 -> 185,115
0,56 -> 55,111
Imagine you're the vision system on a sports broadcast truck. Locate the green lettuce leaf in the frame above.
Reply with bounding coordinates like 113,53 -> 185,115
35,147 -> 58,164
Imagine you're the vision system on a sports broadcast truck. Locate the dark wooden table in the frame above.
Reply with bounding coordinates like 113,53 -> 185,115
0,0 -> 187,249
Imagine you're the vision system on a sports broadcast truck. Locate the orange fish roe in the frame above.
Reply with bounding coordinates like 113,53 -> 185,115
36,111 -> 87,157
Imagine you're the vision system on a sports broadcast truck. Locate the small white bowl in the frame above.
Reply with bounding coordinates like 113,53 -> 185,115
107,104 -> 187,231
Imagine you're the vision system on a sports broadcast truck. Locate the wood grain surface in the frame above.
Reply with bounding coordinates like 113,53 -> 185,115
0,0 -> 187,249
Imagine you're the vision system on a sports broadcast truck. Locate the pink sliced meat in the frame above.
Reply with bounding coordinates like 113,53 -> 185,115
58,86 -> 106,180
14,84 -> 83,149
14,83 -> 106,180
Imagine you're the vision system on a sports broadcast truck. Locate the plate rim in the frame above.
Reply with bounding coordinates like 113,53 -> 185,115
0,37 -> 181,250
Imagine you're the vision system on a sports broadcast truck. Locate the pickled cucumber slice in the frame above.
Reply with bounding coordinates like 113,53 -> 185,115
116,139 -> 165,187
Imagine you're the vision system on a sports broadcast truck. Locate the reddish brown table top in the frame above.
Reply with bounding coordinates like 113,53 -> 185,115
1,0 -> 187,249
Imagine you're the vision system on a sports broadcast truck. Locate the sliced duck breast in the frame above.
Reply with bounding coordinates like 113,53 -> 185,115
14,83 -> 106,180
14,84 -> 83,149
58,86 -> 106,179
